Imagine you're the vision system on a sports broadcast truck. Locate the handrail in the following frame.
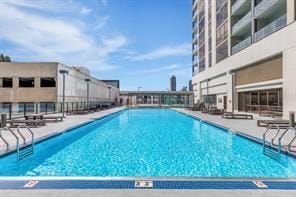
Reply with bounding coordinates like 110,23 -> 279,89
287,127 -> 296,152
0,128 -> 9,151
17,125 -> 34,148
278,126 -> 296,154
263,124 -> 272,152
0,127 -> 20,160
271,125 -> 281,146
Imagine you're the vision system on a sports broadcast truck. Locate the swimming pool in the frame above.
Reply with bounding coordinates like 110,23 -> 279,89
0,108 -> 296,177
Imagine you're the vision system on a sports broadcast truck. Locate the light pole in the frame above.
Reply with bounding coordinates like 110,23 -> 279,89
137,86 -> 142,105
59,70 -> 69,117
85,78 -> 91,109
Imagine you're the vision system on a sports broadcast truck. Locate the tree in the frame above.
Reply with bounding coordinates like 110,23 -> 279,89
0,53 -> 12,62
5,56 -> 11,62
0,54 -> 4,62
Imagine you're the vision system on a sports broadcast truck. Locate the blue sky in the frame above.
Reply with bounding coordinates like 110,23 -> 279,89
0,0 -> 192,90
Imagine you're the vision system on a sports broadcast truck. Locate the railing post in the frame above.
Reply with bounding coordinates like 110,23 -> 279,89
289,111 -> 295,128
45,103 -> 48,115
1,114 -> 7,128
9,103 -> 12,120
24,103 -> 27,117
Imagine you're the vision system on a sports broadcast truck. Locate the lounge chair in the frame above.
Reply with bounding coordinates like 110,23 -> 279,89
208,108 -> 224,115
67,109 -> 93,115
7,119 -> 46,128
222,112 -> 253,119
42,115 -> 63,122
259,110 -> 283,118
257,119 -> 291,128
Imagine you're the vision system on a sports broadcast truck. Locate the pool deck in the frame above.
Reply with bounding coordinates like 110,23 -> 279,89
173,108 -> 296,152
0,107 -> 126,155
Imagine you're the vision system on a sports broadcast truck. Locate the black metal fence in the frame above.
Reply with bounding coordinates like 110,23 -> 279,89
0,99 -> 116,120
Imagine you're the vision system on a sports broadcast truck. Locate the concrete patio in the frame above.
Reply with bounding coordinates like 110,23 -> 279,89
0,107 -> 125,154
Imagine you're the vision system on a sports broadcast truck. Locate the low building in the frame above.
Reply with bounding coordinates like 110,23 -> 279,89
120,91 -> 193,107
0,62 -> 120,117
101,80 -> 120,89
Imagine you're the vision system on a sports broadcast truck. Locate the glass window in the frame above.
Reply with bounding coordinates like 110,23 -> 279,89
216,21 -> 228,45
216,40 -> 228,62
40,77 -> 56,87
19,78 -> 34,87
216,3 -> 228,27
199,44 -> 205,59
2,78 -> 13,88
18,103 -> 35,113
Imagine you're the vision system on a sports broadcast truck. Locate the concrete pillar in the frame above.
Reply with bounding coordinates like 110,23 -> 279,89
283,46 -> 296,118
287,0 -> 295,24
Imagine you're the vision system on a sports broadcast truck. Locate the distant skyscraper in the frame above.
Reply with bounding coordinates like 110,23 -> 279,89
188,80 -> 193,91
170,75 -> 176,91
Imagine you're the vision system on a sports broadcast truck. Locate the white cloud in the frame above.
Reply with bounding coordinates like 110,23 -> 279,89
80,7 -> 92,15
127,44 -> 191,61
0,0 -> 127,72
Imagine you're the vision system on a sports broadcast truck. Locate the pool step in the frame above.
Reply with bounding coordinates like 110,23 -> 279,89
263,146 -> 280,160
18,146 -> 34,160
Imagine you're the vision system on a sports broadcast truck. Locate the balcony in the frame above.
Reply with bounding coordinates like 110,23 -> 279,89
192,59 -> 198,66
193,46 -> 198,55
232,11 -> 251,36
193,35 -> 198,44
232,0 -> 250,16
254,14 -> 286,42
193,11 -> 198,19
232,36 -> 251,54
254,0 -> 280,18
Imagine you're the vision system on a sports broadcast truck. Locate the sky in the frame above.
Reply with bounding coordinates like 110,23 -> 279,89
0,0 -> 192,91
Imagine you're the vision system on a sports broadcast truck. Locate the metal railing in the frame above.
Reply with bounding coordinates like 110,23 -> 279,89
254,14 -> 286,42
232,11 -> 252,35
232,36 -> 251,54
254,0 -> 279,17
278,126 -> 296,154
0,100 -> 116,120
232,0 -> 248,15
0,127 -> 20,160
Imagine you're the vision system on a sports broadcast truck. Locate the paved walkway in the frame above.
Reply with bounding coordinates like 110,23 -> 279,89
0,107 -> 125,155
173,108 -> 295,148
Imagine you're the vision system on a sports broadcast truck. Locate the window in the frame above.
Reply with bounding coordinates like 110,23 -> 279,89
2,78 -> 13,88
216,3 -> 228,27
216,21 -> 228,45
40,77 -> 56,87
216,40 -> 228,63
18,103 -> 35,113
19,78 -> 34,87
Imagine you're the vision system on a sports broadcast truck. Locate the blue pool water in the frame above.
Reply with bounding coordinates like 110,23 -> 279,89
0,108 -> 296,177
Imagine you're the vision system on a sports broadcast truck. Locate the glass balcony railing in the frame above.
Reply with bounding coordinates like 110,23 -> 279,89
193,59 -> 198,65
193,35 -> 198,43
232,11 -> 251,35
232,0 -> 248,15
254,14 -> 286,42
254,0 -> 278,17
232,36 -> 251,54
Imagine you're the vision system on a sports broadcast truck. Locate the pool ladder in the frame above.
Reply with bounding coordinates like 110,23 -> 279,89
263,124 -> 296,158
0,125 -> 34,161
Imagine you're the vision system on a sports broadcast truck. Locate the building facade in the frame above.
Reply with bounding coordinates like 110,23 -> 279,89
170,75 -> 176,91
0,62 -> 120,115
120,91 -> 193,107
192,0 -> 296,117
